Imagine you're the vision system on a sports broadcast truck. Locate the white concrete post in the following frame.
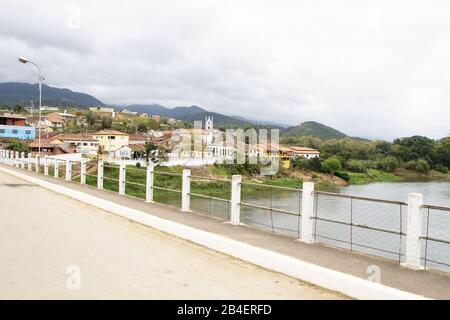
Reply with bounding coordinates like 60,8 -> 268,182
15,151 -> 20,167
230,175 -> 242,225
54,159 -> 59,178
145,165 -> 154,203
301,182 -> 315,243
181,169 -> 191,212
65,160 -> 72,181
27,153 -> 32,171
44,156 -> 49,175
20,152 -> 25,169
402,193 -> 424,270
80,161 -> 87,185
9,150 -> 13,166
97,160 -> 104,189
35,156 -> 40,173
119,163 -> 126,195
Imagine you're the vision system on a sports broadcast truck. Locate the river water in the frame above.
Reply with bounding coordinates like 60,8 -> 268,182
329,180 -> 450,207
159,179 -> 450,271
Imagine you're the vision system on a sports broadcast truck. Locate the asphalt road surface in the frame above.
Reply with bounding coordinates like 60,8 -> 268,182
0,171 -> 343,299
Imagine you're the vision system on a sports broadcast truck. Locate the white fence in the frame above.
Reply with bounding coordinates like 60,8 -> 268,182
1,148 -> 449,274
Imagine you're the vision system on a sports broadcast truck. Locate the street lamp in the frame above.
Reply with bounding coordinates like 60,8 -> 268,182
18,57 -> 44,156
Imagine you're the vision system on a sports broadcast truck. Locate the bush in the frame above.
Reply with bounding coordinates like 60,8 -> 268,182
405,159 -> 431,173
135,162 -> 141,168
321,157 -> 342,174
376,156 -> 400,172
434,164 -> 449,174
334,171 -> 350,181
347,159 -> 376,173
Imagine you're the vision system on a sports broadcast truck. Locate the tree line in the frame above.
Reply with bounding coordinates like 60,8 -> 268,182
283,135 -> 450,175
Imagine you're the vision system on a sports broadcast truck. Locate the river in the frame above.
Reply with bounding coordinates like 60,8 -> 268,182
327,180 -> 450,207
168,179 -> 450,272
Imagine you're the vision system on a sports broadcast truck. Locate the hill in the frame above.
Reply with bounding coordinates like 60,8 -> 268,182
120,104 -> 249,127
285,121 -> 347,140
0,82 -> 104,107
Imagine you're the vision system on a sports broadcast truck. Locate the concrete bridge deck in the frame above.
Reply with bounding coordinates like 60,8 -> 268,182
0,170 -> 343,299
1,164 -> 450,299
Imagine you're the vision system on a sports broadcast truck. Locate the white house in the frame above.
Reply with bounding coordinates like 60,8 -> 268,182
114,145 -> 132,159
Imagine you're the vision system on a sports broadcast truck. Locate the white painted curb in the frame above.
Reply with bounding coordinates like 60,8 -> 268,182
0,166 -> 429,300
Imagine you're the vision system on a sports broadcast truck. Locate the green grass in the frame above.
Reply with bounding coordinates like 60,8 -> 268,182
347,169 -> 402,184
262,177 -> 303,189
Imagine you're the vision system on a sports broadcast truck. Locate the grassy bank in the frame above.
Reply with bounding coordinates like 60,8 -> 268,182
346,169 -> 402,185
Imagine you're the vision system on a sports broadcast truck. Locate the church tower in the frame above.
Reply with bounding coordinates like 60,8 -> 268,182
205,116 -> 213,130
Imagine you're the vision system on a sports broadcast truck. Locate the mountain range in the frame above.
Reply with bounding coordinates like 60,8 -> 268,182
0,82 -> 349,139
0,82 -> 103,107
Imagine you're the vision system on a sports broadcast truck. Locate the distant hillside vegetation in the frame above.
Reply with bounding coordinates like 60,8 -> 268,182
285,121 -> 347,140
0,82 -> 104,107
121,104 -> 250,128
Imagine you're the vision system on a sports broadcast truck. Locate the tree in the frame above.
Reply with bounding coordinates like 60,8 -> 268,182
406,159 -> 431,173
137,122 -> 148,133
8,139 -> 29,153
144,141 -> 158,164
101,117 -> 112,129
86,111 -> 98,127
14,104 -> 27,114
393,136 -> 435,164
435,137 -> 450,169
321,157 -> 342,174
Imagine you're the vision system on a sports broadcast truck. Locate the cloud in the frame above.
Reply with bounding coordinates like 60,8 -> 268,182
1,0 -> 449,139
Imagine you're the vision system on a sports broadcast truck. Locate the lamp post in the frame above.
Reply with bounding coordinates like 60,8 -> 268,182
18,57 -> 43,156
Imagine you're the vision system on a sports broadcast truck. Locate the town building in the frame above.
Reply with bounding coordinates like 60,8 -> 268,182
289,146 -> 320,159
52,133 -> 100,155
151,115 -> 161,122
28,137 -> 77,155
43,113 -> 65,129
0,114 -> 35,140
93,130 -> 129,154
89,106 -> 116,118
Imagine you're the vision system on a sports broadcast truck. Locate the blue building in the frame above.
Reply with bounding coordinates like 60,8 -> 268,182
0,125 -> 36,140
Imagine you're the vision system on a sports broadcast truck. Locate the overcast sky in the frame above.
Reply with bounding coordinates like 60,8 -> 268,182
1,0 -> 449,140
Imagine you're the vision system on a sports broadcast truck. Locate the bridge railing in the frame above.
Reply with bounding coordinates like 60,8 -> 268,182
421,204 -> 450,273
240,181 -> 303,238
1,149 -> 450,274
313,191 -> 407,263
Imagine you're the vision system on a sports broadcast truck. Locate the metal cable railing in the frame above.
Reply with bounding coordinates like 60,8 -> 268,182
240,182 -> 303,238
102,163 -> 120,192
421,205 -> 450,273
189,175 -> 231,220
313,191 -> 407,262
153,170 -> 182,208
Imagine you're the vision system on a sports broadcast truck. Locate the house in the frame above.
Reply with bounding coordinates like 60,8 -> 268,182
121,109 -> 137,116
129,133 -> 153,145
0,114 -> 35,140
0,114 -> 27,126
28,137 -> 76,155
52,133 -> 100,155
113,144 -> 146,159
151,115 -> 161,122
113,145 -> 132,159
89,106 -> 116,118
93,130 -> 129,154
289,146 -> 320,159
44,113 -> 65,129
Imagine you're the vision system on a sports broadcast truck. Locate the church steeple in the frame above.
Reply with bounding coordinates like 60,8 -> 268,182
205,116 -> 213,130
